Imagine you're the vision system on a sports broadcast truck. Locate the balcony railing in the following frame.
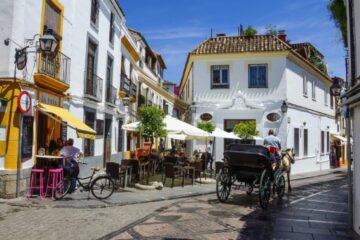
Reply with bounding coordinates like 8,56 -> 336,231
84,72 -> 103,102
120,73 -> 131,95
130,82 -> 137,97
39,51 -> 71,84
106,84 -> 117,105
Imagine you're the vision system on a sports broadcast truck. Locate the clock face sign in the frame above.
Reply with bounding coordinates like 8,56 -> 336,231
18,91 -> 31,114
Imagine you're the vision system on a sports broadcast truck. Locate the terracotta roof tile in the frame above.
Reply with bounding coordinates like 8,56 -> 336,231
191,35 -> 291,55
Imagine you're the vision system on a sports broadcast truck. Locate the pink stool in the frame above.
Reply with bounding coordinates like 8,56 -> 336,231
28,169 -> 45,198
45,168 -> 64,199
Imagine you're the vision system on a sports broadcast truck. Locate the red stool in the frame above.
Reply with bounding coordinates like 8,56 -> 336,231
45,168 -> 64,199
28,169 -> 45,198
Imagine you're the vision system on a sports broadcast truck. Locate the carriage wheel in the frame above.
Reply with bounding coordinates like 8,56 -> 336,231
276,175 -> 286,199
216,167 -> 231,203
259,169 -> 271,209
246,184 -> 254,196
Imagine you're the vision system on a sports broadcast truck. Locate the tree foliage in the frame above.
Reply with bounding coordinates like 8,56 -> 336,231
265,24 -> 278,36
328,0 -> 347,47
244,26 -> 257,37
197,120 -> 215,133
233,121 -> 259,139
137,106 -> 167,142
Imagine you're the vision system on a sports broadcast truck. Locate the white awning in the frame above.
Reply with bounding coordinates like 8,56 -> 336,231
211,128 -> 240,139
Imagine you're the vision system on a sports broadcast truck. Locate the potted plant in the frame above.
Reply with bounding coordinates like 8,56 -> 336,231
233,120 -> 258,145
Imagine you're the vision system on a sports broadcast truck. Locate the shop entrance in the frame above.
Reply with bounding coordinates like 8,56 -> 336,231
37,111 -> 61,155
103,115 -> 112,166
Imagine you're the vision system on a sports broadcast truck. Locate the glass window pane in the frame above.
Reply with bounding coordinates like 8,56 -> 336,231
213,69 -> 220,83
249,66 -> 257,87
222,69 -> 228,83
294,128 -> 299,156
258,66 -> 267,87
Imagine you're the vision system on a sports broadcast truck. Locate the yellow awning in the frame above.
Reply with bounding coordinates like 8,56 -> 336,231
332,134 -> 347,142
37,103 -> 96,140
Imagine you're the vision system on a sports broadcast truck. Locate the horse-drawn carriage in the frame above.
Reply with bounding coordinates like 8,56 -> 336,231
216,144 -> 286,209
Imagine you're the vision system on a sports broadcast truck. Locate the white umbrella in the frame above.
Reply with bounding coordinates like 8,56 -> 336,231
122,115 -> 211,139
211,128 -> 240,139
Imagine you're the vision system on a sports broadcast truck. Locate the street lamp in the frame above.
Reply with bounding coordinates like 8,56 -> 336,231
281,100 -> 288,114
39,32 -> 58,52
330,77 -> 342,97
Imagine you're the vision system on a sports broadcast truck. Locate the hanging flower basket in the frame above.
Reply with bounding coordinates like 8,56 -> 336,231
129,96 -> 136,103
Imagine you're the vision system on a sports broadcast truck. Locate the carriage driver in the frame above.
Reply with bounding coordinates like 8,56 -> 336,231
264,129 -> 282,169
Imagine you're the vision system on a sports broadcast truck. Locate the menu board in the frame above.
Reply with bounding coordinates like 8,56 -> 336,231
61,123 -> 67,142
21,116 -> 33,161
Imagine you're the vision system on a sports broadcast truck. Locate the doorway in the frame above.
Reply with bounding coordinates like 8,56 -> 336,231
103,115 -> 112,166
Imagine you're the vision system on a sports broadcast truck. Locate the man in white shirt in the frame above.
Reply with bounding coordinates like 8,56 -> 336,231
60,138 -> 80,159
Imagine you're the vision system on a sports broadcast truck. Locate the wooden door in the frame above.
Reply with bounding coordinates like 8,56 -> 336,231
103,116 -> 112,166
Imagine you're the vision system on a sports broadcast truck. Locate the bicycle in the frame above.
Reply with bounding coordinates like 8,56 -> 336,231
54,161 -> 115,200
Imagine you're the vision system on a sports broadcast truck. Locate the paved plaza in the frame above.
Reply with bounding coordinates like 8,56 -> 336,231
0,172 -> 358,240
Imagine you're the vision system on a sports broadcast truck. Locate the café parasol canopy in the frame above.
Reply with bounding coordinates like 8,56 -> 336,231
36,103 -> 96,139
122,115 -> 211,140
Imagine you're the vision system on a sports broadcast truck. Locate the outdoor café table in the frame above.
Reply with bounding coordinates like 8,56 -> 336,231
181,166 -> 195,185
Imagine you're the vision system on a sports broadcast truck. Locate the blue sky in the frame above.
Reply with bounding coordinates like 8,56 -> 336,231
119,0 -> 346,84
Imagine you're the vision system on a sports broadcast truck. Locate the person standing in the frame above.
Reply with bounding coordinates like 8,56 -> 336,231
59,138 -> 80,193
206,140 -> 214,171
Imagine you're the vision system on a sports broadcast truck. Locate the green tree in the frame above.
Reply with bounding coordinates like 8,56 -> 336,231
137,106 -> 167,149
233,121 -> 259,139
265,24 -> 278,36
197,120 -> 215,133
328,0 -> 347,47
244,26 -> 257,37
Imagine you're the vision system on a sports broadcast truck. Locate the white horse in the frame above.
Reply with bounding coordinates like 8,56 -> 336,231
280,148 -> 295,192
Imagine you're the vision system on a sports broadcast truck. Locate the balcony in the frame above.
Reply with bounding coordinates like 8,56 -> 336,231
34,51 -> 71,93
106,84 -> 117,105
84,72 -> 103,102
120,74 -> 137,97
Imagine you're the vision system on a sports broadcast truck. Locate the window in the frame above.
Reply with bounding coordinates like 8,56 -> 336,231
330,95 -> 334,109
84,108 -> 96,157
211,65 -> 229,89
85,40 -> 98,97
311,78 -> 316,100
249,64 -> 267,88
90,0 -> 99,25
106,56 -> 114,103
118,119 -> 123,152
294,128 -> 300,156
303,129 -> 308,156
324,87 -> 328,106
321,131 -> 325,154
326,131 -> 330,153
303,73 -> 308,96
109,12 -> 115,43
44,0 -> 60,36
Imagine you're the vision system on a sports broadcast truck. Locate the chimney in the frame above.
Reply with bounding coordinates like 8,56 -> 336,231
216,33 -> 226,37
278,30 -> 286,42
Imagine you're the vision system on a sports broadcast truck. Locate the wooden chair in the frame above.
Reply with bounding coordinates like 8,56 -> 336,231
121,159 -> 140,185
193,160 -> 206,184
163,162 -> 184,188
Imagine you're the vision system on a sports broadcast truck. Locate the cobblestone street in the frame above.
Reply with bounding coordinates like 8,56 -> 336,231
104,173 -> 358,240
0,173 -> 358,240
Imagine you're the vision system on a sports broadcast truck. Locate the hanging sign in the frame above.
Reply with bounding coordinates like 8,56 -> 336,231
17,91 -> 31,113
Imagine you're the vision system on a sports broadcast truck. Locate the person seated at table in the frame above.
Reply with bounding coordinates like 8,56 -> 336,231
48,140 -> 59,156
189,150 -> 200,163
56,138 -> 64,151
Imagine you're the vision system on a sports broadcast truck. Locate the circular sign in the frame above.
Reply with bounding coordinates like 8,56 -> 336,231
200,113 -> 213,121
266,112 -> 281,122
18,91 -> 32,113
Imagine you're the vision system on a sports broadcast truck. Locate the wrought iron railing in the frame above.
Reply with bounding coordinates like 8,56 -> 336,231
39,51 -> 71,84
120,73 -> 131,95
84,72 -> 103,101
106,84 -> 117,104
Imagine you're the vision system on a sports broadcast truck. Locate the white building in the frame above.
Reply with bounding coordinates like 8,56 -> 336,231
345,0 -> 360,235
0,0 -> 185,197
179,33 -> 337,175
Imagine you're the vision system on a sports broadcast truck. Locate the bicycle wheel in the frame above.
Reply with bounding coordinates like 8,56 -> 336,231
54,175 -> 71,200
90,176 -> 115,199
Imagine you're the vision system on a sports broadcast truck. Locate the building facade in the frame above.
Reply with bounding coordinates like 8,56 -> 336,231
345,0 -> 360,235
0,0 -> 185,198
179,33 -> 337,175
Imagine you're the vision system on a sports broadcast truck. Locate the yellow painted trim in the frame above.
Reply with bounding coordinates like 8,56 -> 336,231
121,36 -> 140,62
34,73 -> 69,93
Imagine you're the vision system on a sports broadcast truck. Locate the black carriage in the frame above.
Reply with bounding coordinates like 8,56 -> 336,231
216,144 -> 285,209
